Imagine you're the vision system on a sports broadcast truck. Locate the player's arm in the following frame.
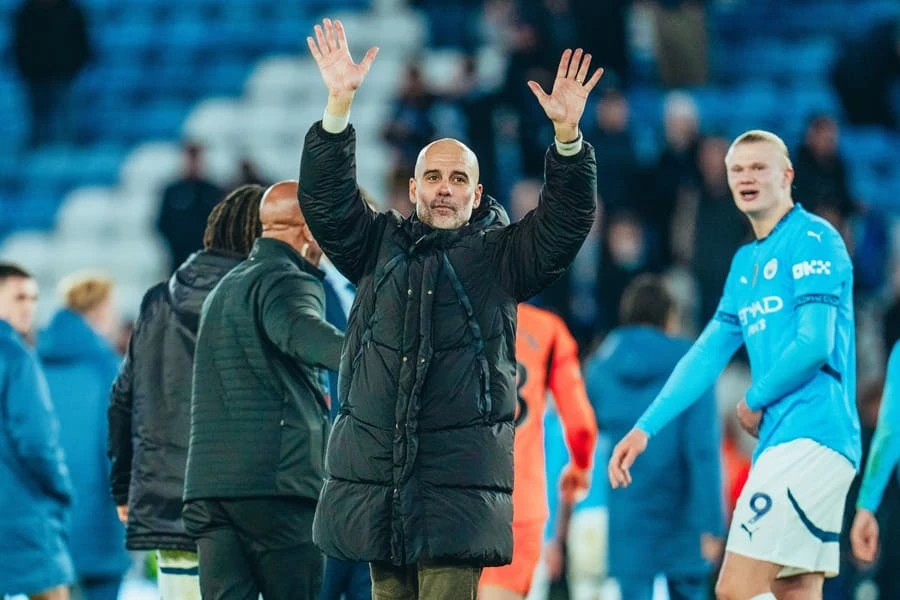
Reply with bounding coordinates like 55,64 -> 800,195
609,258 -> 745,488
744,228 -> 850,411
299,18 -> 380,283
4,352 -> 72,506
857,341 -> 900,513
490,50 -> 600,301
261,274 -> 345,371
548,318 -> 598,502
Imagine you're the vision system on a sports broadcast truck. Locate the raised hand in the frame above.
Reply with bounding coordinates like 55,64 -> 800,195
527,48 -> 604,142
307,19 -> 378,104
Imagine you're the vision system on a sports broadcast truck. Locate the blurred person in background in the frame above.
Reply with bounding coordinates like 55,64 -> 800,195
847,342 -> 900,599
38,272 -> 129,600
182,181 -> 343,599
0,263 -> 74,600
381,62 -> 437,172
479,303 -> 597,600
831,17 -> 900,129
673,135 -> 751,325
610,131 -> 860,600
156,142 -> 225,274
586,275 -> 724,600
108,185 -> 263,600
597,210 -> 653,335
643,92 -> 701,269
13,0 -> 91,148
301,18 -> 599,598
651,0 -> 708,88
791,115 -> 856,235
585,85 -> 639,217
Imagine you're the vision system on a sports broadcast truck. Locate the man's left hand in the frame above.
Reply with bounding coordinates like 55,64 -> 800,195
527,48 -> 604,142
736,397 -> 761,438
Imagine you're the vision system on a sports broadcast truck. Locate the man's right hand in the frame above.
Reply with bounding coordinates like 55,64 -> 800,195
608,428 -> 648,488
850,508 -> 879,563
116,505 -> 128,524
306,18 -> 378,115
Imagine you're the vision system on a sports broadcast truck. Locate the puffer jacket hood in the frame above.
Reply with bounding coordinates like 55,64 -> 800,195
169,250 -> 244,329
596,326 -> 687,386
38,309 -> 112,364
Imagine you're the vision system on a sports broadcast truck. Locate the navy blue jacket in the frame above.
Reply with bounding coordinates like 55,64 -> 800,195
0,319 -> 74,595
38,309 -> 130,579
584,326 -> 724,579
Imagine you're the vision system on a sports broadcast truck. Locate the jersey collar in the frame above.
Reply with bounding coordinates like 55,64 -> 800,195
756,203 -> 800,244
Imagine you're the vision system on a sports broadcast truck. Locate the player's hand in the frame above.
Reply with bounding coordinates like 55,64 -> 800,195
307,19 -> 378,103
527,48 -> 604,142
850,508 -> 879,563
700,533 -> 724,564
116,505 -> 128,524
736,398 -> 761,438
608,428 -> 648,489
559,463 -> 590,504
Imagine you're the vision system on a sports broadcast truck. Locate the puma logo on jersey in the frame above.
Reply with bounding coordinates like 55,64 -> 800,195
793,260 -> 831,279
807,230 -> 823,242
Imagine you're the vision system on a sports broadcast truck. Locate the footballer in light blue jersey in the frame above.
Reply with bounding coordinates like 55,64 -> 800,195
850,340 -> 900,563
609,130 -> 861,598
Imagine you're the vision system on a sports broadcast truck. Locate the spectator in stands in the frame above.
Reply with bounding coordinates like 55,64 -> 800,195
584,275 -> 724,600
597,210 -> 653,334
232,157 -> 268,188
643,92 -> 701,269
108,185 -> 263,600
569,0 -> 629,87
183,181 -> 343,599
651,0 -> 708,87
0,263 -> 75,600
38,272 -> 129,600
792,115 -> 856,234
156,142 -> 224,274
673,135 -> 750,325
382,62 -> 437,172
586,85 -> 639,216
832,17 -> 900,129
13,0 -> 91,148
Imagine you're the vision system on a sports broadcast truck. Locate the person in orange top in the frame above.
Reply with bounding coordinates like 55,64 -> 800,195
480,303 -> 598,600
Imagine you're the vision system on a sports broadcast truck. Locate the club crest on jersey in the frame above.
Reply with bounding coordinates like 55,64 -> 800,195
763,259 -> 778,280
792,260 -> 831,279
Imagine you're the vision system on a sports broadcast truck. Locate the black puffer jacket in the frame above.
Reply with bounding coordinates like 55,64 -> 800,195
300,122 -> 596,567
108,250 -> 241,551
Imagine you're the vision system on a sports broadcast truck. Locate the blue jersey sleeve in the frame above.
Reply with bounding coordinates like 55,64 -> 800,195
745,226 -> 850,411
635,257 -> 745,437
857,341 -> 900,512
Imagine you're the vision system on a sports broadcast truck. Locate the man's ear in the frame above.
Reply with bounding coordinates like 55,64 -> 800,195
473,183 -> 483,209
783,166 -> 795,190
409,178 -> 417,206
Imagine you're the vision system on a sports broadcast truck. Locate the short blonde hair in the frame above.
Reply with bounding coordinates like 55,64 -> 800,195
727,129 -> 792,167
58,271 -> 114,314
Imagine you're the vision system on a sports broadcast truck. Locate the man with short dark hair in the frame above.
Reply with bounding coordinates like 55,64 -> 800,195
0,263 -> 75,600
585,274 -> 723,600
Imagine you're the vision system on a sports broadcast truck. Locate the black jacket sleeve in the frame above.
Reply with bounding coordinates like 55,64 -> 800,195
489,142 -> 597,301
108,284 -> 163,505
298,122 -> 383,284
260,273 -> 345,371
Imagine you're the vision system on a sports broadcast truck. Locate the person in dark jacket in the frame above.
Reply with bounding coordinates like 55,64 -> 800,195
584,275 -> 724,600
300,19 -> 599,598
108,184 -> 263,600
182,180 -> 345,600
13,0 -> 91,147
0,263 -> 75,600
39,273 -> 130,600
156,142 -> 226,274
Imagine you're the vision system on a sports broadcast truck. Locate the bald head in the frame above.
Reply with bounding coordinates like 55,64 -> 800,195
259,180 -> 322,263
260,180 -> 304,234
414,139 -> 479,184
410,138 -> 483,230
